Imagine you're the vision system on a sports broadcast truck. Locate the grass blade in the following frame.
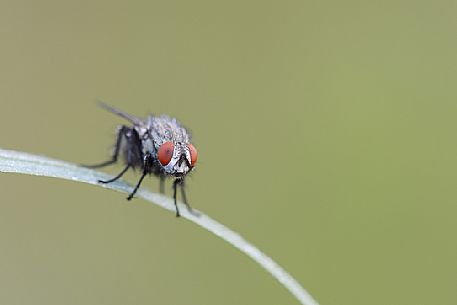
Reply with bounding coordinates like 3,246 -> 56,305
0,148 -> 319,305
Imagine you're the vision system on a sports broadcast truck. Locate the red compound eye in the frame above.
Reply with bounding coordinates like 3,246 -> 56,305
188,144 -> 198,166
158,142 -> 174,166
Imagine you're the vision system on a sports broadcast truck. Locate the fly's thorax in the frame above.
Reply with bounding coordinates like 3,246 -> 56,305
148,115 -> 191,144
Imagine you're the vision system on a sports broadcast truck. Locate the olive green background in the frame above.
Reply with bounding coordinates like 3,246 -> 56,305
0,0 -> 456,304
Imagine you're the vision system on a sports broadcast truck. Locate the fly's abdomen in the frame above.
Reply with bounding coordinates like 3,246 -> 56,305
119,127 -> 143,169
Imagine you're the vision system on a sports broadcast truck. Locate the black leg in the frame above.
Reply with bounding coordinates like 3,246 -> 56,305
173,179 -> 181,217
84,126 -> 129,168
179,179 -> 194,213
172,179 -> 198,217
159,175 -> 165,194
98,164 -> 130,184
127,170 -> 147,200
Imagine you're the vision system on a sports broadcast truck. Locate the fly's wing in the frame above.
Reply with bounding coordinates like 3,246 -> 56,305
98,101 -> 143,125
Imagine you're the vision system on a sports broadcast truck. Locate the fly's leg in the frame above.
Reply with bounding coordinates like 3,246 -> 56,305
179,179 -> 194,214
159,175 -> 165,194
173,179 -> 181,217
84,126 -> 129,168
98,164 -> 130,184
172,178 -> 198,218
126,154 -> 151,200
127,170 -> 147,200
97,126 -> 137,184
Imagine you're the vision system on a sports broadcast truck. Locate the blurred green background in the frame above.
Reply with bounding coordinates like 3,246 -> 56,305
0,0 -> 456,304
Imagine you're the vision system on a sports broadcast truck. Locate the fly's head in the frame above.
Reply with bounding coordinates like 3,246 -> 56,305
156,141 -> 198,177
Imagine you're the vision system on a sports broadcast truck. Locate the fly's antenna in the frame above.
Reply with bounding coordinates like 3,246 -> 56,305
97,100 -> 142,124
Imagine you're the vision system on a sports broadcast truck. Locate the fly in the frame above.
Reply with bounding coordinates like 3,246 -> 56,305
85,102 -> 198,217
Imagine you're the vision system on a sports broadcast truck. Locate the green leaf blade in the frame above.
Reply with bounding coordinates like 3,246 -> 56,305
0,148 -> 319,305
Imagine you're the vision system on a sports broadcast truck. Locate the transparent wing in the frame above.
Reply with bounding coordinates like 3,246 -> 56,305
97,101 -> 142,125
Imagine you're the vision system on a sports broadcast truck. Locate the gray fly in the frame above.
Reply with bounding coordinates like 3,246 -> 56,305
86,102 -> 198,217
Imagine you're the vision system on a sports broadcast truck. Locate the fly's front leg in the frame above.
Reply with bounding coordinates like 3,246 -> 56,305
127,170 -> 147,200
84,125 -> 129,168
179,178 -> 194,214
127,154 -> 151,200
173,179 -> 181,217
159,175 -> 165,194
173,178 -> 197,217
